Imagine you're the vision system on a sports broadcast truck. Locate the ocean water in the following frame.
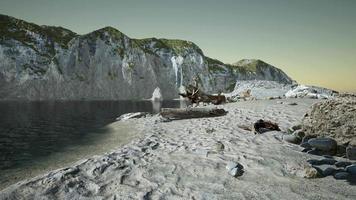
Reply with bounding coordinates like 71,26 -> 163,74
0,100 -> 183,189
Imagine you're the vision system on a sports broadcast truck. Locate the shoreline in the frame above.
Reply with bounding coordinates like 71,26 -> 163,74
0,121 -> 138,191
2,99 -> 356,199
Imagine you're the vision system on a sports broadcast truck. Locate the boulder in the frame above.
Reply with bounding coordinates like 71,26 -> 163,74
345,164 -> 356,175
308,138 -> 337,153
293,130 -> 305,140
307,158 -> 337,166
302,165 -> 319,179
312,165 -> 338,177
335,161 -> 352,168
283,134 -> 300,144
334,172 -> 350,180
346,146 -> 356,160
302,96 -> 356,146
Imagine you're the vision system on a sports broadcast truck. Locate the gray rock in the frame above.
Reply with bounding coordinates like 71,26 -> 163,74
291,124 -> 302,131
226,161 -> 244,177
293,130 -> 305,140
228,167 -> 244,177
308,138 -> 337,152
346,146 -> 356,160
334,172 -> 350,180
301,135 -> 315,144
283,134 -> 300,144
307,158 -> 337,165
335,161 -> 352,168
345,164 -> 356,175
300,142 -> 312,149
215,141 -> 225,152
307,149 -> 323,156
312,165 -> 337,177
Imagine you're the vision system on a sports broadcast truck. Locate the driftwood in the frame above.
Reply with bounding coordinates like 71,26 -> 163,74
179,84 -> 226,105
253,119 -> 281,134
160,107 -> 228,120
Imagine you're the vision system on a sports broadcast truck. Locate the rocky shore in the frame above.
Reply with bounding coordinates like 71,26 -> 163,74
1,99 -> 356,200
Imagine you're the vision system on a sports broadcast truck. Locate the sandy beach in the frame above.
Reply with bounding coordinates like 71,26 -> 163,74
1,98 -> 356,200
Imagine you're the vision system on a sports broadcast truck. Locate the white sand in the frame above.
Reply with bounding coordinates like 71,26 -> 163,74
1,99 -> 356,200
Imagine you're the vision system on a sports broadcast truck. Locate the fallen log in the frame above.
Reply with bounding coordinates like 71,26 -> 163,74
160,107 -> 228,120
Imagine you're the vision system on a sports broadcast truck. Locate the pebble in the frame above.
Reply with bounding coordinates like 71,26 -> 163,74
308,138 -> 337,152
215,141 -> 225,152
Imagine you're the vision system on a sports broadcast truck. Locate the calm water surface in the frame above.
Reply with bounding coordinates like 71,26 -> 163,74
0,100 -> 183,189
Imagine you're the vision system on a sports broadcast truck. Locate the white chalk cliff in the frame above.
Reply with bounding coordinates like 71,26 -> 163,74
0,14 -> 294,100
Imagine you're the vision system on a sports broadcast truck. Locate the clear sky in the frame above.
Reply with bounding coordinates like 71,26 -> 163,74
1,0 -> 355,92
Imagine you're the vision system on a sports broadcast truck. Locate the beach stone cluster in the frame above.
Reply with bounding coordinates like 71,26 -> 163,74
304,156 -> 356,180
301,94 -> 356,160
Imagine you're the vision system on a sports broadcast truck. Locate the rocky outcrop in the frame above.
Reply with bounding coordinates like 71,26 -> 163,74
302,95 -> 356,146
0,14 -> 294,100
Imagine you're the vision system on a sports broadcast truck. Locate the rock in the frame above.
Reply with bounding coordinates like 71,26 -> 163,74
283,134 -> 300,144
300,142 -> 312,149
337,145 -> 347,156
307,158 -> 337,166
334,172 -> 350,180
302,165 -> 319,179
307,149 -> 323,156
288,102 -> 298,106
335,161 -> 352,168
215,141 -> 225,152
308,138 -> 337,153
312,165 -> 337,177
302,96 -> 356,146
293,130 -> 305,140
253,119 -> 280,134
345,164 -> 356,175
291,124 -> 302,131
226,161 -> 244,177
301,135 -> 315,144
346,146 -> 356,160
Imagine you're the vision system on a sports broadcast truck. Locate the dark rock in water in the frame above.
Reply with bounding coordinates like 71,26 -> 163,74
308,138 -> 337,153
288,102 -> 298,106
312,165 -> 337,177
226,161 -> 244,177
283,134 -> 300,144
307,159 -> 321,165
345,164 -> 356,175
334,172 -> 350,180
335,161 -> 352,168
253,119 -> 280,134
346,146 -> 356,160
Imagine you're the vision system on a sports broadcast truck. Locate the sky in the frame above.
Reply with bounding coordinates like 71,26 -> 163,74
1,0 -> 355,92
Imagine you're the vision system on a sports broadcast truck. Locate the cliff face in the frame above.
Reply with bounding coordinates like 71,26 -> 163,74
0,14 -> 294,100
